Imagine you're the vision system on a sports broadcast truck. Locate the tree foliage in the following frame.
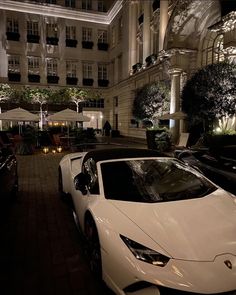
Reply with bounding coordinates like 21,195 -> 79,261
182,61 -> 236,130
0,83 -> 13,102
132,81 -> 170,123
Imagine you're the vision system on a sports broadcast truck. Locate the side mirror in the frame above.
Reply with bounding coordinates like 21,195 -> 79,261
74,172 -> 90,195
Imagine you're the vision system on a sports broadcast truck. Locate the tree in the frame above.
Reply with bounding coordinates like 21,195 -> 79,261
182,61 -> 236,132
132,81 -> 170,126
0,83 -> 13,130
65,87 -> 88,112
25,88 -> 50,130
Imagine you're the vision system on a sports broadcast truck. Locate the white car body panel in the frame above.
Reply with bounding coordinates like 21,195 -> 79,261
59,151 -> 236,295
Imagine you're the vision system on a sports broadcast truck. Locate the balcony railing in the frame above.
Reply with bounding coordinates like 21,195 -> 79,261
97,42 -> 109,51
6,32 -> 20,41
28,74 -> 40,83
98,79 -> 109,87
83,78 -> 94,86
8,73 -> 21,82
27,34 -> 40,43
47,75 -> 59,84
46,37 -> 59,45
66,77 -> 78,85
82,41 -> 94,49
65,39 -> 78,48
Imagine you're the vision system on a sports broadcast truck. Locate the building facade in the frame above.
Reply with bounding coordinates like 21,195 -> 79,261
0,0 -> 235,138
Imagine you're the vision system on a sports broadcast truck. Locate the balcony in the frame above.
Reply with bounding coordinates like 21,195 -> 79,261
46,37 -> 59,46
97,42 -> 109,51
66,77 -> 78,85
65,39 -> 78,48
28,74 -> 40,83
83,78 -> 94,86
98,79 -> 109,87
6,32 -> 20,41
47,75 -> 59,84
82,41 -> 94,49
8,73 -> 21,82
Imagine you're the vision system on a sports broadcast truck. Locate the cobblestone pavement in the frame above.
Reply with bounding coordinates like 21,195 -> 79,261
0,139 -> 148,295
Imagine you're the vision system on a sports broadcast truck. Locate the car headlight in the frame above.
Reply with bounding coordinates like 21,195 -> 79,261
120,235 -> 170,267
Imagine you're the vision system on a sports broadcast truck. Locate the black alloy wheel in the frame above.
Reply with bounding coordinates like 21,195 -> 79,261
84,217 -> 102,279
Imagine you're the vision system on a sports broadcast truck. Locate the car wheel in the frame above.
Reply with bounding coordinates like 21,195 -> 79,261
84,216 -> 102,279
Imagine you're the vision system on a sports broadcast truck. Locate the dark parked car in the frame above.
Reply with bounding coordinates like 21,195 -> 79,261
176,147 -> 236,195
0,146 -> 18,198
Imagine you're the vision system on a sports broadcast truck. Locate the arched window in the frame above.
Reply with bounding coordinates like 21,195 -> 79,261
201,33 -> 224,66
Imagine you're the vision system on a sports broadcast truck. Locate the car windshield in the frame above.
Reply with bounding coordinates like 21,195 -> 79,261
101,159 -> 216,202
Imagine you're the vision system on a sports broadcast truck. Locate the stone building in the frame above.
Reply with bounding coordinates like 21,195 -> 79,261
0,0 -> 235,139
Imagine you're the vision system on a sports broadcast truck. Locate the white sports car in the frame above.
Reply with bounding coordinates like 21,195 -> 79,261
58,148 -> 236,295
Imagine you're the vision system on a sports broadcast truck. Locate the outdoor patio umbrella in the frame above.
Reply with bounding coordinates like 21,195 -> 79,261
0,107 -> 39,133
155,111 -> 187,120
47,108 -> 91,138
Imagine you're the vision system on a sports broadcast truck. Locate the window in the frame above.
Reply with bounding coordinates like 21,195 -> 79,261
27,21 -> 39,36
98,30 -> 107,43
98,64 -> 108,80
83,99 -> 104,108
46,23 -> 58,38
8,55 -> 20,73
7,17 -> 19,33
111,26 -> 115,47
46,0 -> 57,4
66,26 -> 76,40
118,54 -> 122,82
83,62 -> 93,78
66,60 -> 77,77
28,56 -> 40,74
98,0 -> 106,12
65,0 -> 75,7
82,27 -> 92,41
118,17 -> 123,41
47,58 -> 58,76
202,33 -> 224,66
82,0 -> 92,10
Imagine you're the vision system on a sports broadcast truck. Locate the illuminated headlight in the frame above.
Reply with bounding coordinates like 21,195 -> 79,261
120,235 -> 170,267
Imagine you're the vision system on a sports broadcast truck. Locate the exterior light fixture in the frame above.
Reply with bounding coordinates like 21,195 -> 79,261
52,149 -> 56,154
43,147 -> 49,154
56,146 -> 62,153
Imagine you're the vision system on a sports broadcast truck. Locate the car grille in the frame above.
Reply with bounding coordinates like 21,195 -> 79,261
123,282 -> 236,295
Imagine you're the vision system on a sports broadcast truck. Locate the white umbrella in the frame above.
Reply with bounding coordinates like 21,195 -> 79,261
0,107 -> 39,121
47,108 -> 90,123
0,107 -> 39,134
155,111 -> 187,120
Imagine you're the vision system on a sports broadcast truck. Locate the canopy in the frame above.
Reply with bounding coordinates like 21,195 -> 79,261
0,107 -> 39,121
155,111 -> 187,120
47,108 -> 90,123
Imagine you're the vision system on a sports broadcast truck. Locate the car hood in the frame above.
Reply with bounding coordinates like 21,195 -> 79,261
110,189 -> 236,261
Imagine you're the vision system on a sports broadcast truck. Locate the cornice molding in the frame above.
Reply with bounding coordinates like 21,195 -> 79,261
0,0 -> 123,24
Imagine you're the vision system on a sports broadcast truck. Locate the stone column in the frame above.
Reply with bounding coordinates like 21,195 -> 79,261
129,2 -> 138,70
169,68 -> 182,142
159,0 -> 169,51
142,1 -> 151,63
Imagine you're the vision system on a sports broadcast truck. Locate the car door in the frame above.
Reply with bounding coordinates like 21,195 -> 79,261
72,158 -> 100,230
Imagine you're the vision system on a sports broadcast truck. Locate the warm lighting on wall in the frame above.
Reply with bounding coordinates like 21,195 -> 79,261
43,147 -> 49,154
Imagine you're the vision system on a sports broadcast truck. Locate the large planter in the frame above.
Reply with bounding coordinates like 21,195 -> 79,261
146,129 -> 167,150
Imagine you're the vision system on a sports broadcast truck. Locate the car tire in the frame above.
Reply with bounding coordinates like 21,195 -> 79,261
84,216 -> 102,279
